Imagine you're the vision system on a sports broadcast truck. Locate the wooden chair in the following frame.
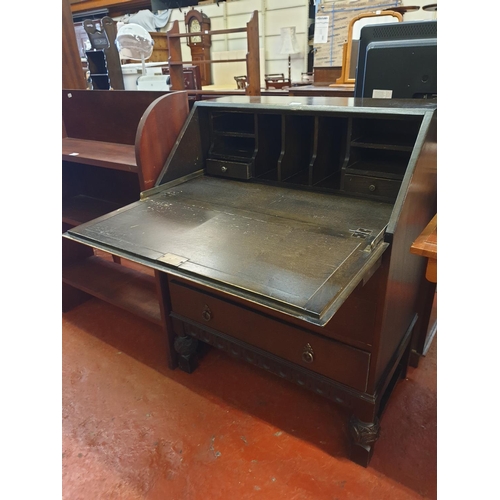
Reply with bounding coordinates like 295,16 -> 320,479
234,75 -> 248,90
336,10 -> 403,85
265,73 -> 290,90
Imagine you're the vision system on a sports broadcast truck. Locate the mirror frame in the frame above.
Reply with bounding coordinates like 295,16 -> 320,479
336,10 -> 403,85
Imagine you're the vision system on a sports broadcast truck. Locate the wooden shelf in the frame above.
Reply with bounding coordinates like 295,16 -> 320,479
214,131 -> 255,138
209,151 -> 254,162
62,195 -> 122,227
167,27 -> 247,38
62,137 -> 137,172
169,59 -> 247,66
62,255 -> 162,326
166,11 -> 261,96
346,160 -> 407,181
314,174 -> 341,191
62,91 -> 191,338
350,139 -> 413,152
283,169 -> 309,185
256,168 -> 279,182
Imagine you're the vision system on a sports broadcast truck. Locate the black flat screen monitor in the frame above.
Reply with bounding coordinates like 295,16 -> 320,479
354,20 -> 437,99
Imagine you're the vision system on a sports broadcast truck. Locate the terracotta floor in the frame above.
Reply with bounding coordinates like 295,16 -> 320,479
62,289 -> 437,500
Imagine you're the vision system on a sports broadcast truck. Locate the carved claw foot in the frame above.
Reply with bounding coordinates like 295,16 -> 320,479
348,416 -> 380,467
174,335 -> 199,373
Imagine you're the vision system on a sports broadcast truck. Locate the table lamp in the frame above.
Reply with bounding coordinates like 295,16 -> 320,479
279,27 -> 300,83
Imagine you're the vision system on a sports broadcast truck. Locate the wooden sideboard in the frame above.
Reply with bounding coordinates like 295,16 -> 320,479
63,96 -> 437,467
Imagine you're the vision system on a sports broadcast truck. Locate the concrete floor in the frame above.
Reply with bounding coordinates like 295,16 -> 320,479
62,286 -> 437,500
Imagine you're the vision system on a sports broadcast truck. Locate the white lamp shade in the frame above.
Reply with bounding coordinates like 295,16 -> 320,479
116,23 -> 154,60
279,27 -> 300,56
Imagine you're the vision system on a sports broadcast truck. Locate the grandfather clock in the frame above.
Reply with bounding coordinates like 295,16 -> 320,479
185,8 -> 212,86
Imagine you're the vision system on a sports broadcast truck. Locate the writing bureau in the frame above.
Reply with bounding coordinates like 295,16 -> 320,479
64,96 -> 437,466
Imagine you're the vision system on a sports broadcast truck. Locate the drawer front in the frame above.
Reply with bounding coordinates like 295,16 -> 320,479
343,174 -> 400,199
169,280 -> 370,392
206,158 -> 251,180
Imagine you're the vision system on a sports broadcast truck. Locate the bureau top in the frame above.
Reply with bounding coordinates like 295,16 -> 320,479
192,95 -> 437,116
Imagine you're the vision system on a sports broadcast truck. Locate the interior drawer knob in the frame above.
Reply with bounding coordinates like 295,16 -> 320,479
368,184 -> 376,192
221,166 -> 228,172
302,343 -> 314,363
202,305 -> 213,322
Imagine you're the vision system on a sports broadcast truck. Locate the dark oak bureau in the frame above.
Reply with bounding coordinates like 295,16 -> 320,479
64,96 -> 437,466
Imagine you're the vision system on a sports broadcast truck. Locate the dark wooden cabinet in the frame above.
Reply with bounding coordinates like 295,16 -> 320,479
64,96 -> 437,467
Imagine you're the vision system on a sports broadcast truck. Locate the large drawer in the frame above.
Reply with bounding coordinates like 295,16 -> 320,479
169,280 -> 370,392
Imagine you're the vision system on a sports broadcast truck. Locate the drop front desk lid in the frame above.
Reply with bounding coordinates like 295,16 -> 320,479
65,96 -> 437,326
65,174 -> 392,326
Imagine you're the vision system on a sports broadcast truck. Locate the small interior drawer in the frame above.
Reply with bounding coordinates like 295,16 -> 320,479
206,158 -> 252,180
343,173 -> 400,200
169,279 -> 370,392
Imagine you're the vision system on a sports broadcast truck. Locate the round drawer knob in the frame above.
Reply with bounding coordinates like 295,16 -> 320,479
221,166 -> 228,172
368,184 -> 376,192
202,305 -> 213,322
302,343 -> 314,364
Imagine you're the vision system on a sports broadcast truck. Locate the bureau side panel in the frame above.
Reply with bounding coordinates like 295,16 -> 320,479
369,113 -> 437,391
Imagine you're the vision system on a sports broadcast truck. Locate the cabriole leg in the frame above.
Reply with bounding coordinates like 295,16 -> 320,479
174,334 -> 199,373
